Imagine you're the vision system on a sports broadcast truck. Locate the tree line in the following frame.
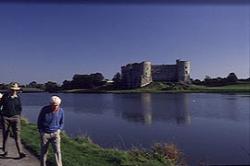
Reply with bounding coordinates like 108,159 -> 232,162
192,72 -> 249,86
0,73 -> 107,92
0,72 -> 249,92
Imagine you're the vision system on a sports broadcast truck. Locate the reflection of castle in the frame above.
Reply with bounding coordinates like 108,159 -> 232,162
121,59 -> 191,88
113,93 -> 191,125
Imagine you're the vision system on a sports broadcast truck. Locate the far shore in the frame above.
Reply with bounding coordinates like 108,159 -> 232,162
61,83 -> 250,94
1,82 -> 249,94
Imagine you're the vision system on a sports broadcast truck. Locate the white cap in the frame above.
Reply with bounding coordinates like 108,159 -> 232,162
0,93 -> 3,99
50,96 -> 61,106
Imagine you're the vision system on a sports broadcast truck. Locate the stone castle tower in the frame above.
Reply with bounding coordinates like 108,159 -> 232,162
121,61 -> 152,88
121,59 -> 191,88
176,59 -> 191,83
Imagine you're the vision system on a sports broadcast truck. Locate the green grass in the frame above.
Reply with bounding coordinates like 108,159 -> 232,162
60,82 -> 250,94
20,120 -> 176,166
109,82 -> 250,93
185,83 -> 250,93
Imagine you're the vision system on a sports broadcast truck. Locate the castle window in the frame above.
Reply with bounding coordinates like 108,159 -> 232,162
185,71 -> 188,74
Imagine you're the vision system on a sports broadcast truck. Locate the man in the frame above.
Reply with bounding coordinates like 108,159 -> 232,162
37,96 -> 64,166
0,93 -> 3,129
0,82 -> 26,158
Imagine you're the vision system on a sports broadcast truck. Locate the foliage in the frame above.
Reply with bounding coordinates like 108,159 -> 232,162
112,72 -> 122,89
152,143 -> 184,165
62,73 -> 106,90
192,73 -> 239,86
45,81 -> 61,93
0,83 -> 8,90
25,81 -> 45,90
226,72 -> 238,83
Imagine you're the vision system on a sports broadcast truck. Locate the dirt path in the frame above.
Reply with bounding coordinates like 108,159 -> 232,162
0,129 -> 40,166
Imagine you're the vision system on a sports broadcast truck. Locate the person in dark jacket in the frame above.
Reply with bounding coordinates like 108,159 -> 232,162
37,96 -> 64,166
0,82 -> 26,158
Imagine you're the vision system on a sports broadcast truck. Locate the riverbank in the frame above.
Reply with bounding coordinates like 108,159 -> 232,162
0,88 -> 44,93
62,82 -> 250,94
20,119 -> 180,166
1,82 -> 248,94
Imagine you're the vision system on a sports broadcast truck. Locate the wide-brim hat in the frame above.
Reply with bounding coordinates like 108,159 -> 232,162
10,82 -> 21,91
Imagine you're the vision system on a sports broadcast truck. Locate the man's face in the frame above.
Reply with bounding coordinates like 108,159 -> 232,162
51,104 -> 59,111
10,89 -> 17,95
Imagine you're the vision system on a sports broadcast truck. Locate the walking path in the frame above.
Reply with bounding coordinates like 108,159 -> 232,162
0,129 -> 40,166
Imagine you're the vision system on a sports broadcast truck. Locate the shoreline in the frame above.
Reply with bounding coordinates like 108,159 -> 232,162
24,89 -> 250,94
1,83 -> 249,94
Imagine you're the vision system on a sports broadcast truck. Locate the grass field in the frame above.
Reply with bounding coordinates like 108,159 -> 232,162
107,82 -> 250,93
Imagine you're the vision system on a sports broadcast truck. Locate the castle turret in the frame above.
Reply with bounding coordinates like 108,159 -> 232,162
141,61 -> 152,87
176,59 -> 191,83
121,61 -> 152,88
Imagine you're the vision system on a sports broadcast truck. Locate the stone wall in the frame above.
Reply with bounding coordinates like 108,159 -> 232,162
152,64 -> 177,82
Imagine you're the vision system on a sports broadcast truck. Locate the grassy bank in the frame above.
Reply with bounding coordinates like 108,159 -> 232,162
110,82 -> 250,93
20,119 -> 180,166
62,82 -> 250,94
0,88 -> 44,93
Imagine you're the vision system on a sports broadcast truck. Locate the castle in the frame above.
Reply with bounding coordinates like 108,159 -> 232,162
121,59 -> 191,88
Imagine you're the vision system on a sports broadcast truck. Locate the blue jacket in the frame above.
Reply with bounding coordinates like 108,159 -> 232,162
37,105 -> 64,133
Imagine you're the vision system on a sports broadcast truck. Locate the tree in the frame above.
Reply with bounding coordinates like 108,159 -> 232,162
192,79 -> 202,85
45,81 -> 60,93
112,72 -> 122,88
226,73 -> 238,83
62,80 -> 72,90
27,81 -> 38,88
71,73 -> 106,89
0,83 -> 8,90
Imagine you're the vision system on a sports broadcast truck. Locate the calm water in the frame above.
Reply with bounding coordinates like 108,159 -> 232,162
20,93 -> 250,165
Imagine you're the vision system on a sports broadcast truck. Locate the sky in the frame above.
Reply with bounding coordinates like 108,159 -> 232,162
0,3 -> 249,84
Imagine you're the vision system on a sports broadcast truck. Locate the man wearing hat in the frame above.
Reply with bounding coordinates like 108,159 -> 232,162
37,96 -> 64,166
0,82 -> 26,158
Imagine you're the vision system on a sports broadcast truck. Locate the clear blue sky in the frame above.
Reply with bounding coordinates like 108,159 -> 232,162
0,3 -> 249,84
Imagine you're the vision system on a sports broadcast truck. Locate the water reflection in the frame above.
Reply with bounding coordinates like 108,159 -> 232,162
113,93 -> 191,125
141,93 -> 153,124
175,94 -> 191,125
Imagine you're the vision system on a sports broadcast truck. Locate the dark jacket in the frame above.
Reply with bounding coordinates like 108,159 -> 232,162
0,93 -> 22,117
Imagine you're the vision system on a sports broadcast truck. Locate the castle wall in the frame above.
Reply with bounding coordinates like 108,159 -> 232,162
152,65 -> 177,82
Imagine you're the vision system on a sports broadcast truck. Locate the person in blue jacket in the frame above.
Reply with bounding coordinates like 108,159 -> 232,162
37,96 -> 64,166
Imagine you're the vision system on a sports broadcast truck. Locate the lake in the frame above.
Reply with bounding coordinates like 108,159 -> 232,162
20,93 -> 250,165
